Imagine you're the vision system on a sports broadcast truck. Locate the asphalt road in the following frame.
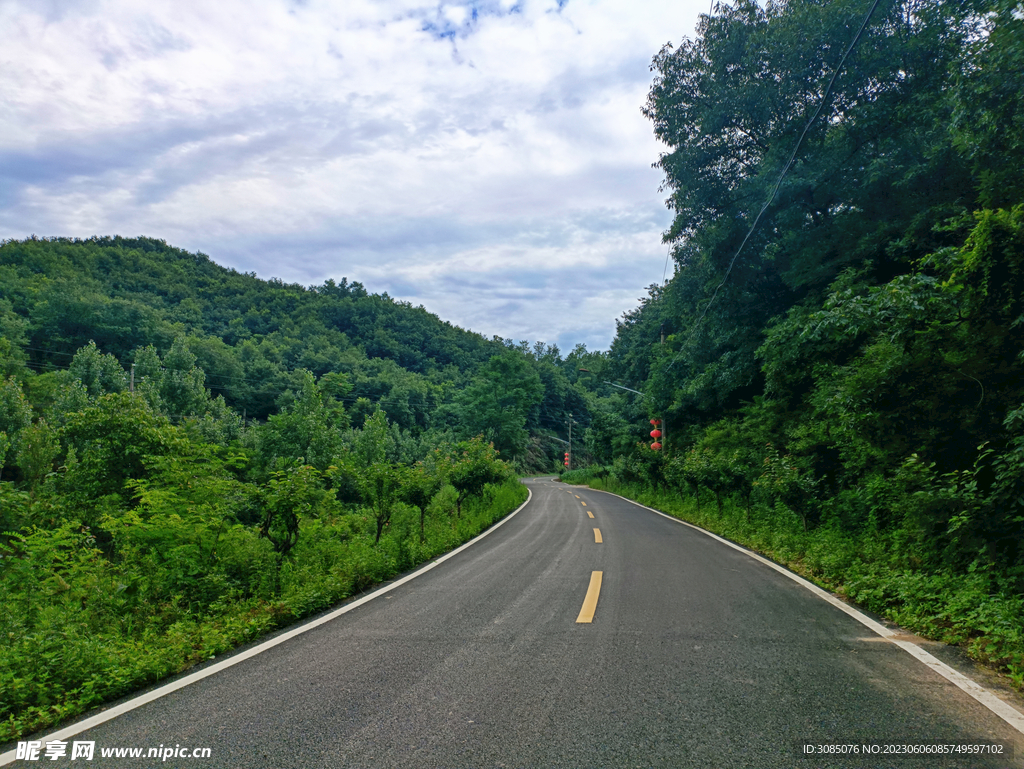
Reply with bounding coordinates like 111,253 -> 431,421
9,478 -> 1024,768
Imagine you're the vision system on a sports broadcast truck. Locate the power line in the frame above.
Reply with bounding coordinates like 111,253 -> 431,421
676,0 -> 883,354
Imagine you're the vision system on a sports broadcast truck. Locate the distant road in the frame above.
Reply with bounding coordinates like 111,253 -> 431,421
7,478 -> 1024,768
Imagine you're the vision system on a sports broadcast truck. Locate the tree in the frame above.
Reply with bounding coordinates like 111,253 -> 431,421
755,445 -> 820,530
0,377 -> 32,481
0,299 -> 29,379
260,463 -> 331,555
160,337 -> 208,418
59,393 -> 178,521
402,463 -> 440,542
46,375 -> 90,428
15,419 -> 60,491
116,442 -> 250,605
355,410 -> 408,544
131,345 -> 165,412
0,432 -> 10,484
647,0 -> 980,280
950,0 -> 1024,208
68,341 -> 127,398
458,351 -> 543,460
445,437 -> 510,518
261,371 -> 347,472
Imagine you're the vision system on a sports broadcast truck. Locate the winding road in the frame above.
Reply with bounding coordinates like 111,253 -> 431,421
6,477 -> 1024,768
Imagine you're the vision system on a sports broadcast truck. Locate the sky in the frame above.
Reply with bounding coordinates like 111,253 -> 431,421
0,0 -> 707,353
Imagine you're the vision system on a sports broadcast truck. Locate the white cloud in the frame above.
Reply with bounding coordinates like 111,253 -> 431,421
0,0 -> 704,350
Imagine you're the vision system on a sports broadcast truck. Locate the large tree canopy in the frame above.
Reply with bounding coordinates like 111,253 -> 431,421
635,0 -> 987,420
646,0 -> 981,284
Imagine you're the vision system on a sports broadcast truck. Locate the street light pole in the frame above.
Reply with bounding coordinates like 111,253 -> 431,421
604,381 -> 644,396
601,380 -> 667,451
577,370 -> 667,451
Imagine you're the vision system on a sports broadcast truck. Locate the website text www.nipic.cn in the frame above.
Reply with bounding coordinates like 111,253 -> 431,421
16,741 -> 211,762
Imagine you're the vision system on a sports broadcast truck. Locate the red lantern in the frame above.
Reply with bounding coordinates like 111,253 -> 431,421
650,429 -> 662,439
651,442 -> 662,451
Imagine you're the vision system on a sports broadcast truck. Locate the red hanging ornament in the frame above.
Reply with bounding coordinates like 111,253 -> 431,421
651,442 -> 662,451
650,429 -> 662,439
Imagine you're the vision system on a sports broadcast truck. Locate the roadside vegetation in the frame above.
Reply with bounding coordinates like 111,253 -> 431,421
0,349 -> 526,741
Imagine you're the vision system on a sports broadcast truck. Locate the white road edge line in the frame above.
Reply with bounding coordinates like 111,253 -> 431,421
589,487 -> 1024,737
0,488 -> 534,765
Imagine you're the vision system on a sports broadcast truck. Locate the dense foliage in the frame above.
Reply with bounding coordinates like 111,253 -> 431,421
0,235 -> 603,470
0,335 -> 530,741
574,0 -> 1024,686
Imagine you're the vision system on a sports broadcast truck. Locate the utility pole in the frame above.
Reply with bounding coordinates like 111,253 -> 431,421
130,363 -> 135,393
567,413 -> 573,470
659,328 -> 666,449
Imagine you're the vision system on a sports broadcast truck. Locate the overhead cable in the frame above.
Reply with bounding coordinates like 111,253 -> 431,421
677,0 -> 883,352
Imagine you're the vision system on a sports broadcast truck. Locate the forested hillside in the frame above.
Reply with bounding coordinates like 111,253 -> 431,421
0,235 -> 604,457
566,0 -> 1024,690
2,236 -> 494,418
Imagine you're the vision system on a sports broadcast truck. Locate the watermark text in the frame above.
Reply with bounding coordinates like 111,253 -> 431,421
16,741 -> 211,761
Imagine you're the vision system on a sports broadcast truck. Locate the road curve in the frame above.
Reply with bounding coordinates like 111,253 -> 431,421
7,477 -> 1024,768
